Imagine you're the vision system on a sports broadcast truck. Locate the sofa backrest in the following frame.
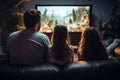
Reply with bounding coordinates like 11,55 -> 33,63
0,58 -> 120,80
63,58 -> 120,80
0,63 -> 61,80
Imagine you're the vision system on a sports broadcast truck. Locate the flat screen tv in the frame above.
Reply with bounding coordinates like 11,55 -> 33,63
35,5 -> 92,33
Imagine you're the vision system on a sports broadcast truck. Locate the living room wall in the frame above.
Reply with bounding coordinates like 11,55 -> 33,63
23,0 -> 117,27
0,0 -> 118,27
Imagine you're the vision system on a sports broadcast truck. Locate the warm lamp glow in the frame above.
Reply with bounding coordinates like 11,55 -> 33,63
15,0 -> 31,8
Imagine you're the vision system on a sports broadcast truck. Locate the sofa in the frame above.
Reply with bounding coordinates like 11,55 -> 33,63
0,57 -> 120,80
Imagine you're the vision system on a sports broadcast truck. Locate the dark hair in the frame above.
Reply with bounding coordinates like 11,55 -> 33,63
23,9 -> 41,29
51,25 -> 73,61
78,27 -> 108,61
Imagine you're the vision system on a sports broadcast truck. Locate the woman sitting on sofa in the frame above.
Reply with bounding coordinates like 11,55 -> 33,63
48,25 -> 74,65
77,27 -> 109,62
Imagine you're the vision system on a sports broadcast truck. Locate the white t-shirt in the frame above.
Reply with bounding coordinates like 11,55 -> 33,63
8,29 -> 51,64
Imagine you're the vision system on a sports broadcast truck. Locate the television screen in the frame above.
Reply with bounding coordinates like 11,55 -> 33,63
35,5 -> 91,32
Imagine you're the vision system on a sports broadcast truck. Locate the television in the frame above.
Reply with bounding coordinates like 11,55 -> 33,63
35,5 -> 92,33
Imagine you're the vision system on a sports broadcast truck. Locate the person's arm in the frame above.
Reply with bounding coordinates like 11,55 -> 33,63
44,35 -> 51,48
114,46 -> 120,56
107,39 -> 120,55
44,46 -> 49,63
68,45 -> 74,62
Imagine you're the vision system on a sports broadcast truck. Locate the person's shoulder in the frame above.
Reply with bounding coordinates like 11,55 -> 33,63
35,32 -> 51,46
9,30 -> 22,37
35,32 -> 48,38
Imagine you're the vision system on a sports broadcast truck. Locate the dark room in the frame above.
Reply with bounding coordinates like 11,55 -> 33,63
0,0 -> 120,80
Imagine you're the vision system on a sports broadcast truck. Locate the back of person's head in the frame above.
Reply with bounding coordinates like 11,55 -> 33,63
23,9 -> 41,30
82,27 -> 100,44
51,25 -> 70,46
51,25 -> 72,60
79,27 -> 108,60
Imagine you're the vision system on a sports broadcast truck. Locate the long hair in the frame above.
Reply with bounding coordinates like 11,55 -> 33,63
51,25 -> 73,61
78,27 -> 108,61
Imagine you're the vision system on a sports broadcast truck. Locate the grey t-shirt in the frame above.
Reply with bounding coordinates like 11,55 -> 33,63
8,29 -> 51,64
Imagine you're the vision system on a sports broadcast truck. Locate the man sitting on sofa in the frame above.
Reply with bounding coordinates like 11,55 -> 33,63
7,9 -> 51,64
